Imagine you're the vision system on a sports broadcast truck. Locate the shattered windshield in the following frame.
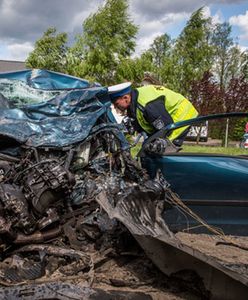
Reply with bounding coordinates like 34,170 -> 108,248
0,78 -> 62,107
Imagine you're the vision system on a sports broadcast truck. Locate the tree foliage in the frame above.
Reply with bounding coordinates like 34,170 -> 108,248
231,118 -> 248,140
190,72 -> 248,114
211,22 -> 234,88
190,72 -> 223,115
173,8 -> 214,95
26,27 -> 68,72
224,76 -> 248,113
190,72 -> 248,139
240,50 -> 248,79
138,8 -> 220,93
115,51 -> 154,85
149,34 -> 172,82
76,0 -> 138,84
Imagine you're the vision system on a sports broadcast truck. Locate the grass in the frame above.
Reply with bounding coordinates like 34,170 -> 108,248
131,143 -> 248,157
181,145 -> 248,156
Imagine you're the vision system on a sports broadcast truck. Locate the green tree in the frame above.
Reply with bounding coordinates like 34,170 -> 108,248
160,46 -> 179,90
211,22 -> 234,88
149,34 -> 172,82
226,46 -> 243,81
173,8 -> 214,95
189,71 -> 224,115
75,0 -> 138,84
116,51 -> 154,85
240,50 -> 248,79
64,42 -> 88,79
26,27 -> 68,72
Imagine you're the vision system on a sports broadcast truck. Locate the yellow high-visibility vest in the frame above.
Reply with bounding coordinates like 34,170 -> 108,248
136,85 -> 198,141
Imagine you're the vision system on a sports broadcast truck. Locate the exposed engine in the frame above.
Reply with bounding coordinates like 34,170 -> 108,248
0,130 -> 150,259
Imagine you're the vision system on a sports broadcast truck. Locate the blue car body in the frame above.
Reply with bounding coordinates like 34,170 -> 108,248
143,153 -> 248,235
0,69 -> 128,149
0,69 -> 91,90
141,114 -> 248,236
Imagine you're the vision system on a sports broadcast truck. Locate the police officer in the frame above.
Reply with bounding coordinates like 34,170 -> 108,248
108,82 -> 198,154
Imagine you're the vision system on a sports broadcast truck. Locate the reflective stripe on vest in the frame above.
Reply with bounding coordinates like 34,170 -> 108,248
136,85 -> 198,140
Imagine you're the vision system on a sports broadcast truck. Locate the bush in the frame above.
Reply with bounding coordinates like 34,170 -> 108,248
231,118 -> 248,141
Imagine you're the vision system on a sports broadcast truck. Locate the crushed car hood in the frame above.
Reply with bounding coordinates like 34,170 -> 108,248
0,69 -> 123,148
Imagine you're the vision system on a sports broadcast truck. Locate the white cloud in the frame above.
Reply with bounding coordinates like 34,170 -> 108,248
0,0 -> 103,43
230,10 -> 248,27
229,10 -> 248,40
135,33 -> 162,56
202,6 -> 223,24
238,44 -> 248,52
5,42 -> 34,61
132,11 -> 188,54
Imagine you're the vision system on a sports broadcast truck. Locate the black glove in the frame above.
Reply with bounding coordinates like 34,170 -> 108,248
122,116 -> 135,135
145,138 -> 168,155
145,138 -> 180,155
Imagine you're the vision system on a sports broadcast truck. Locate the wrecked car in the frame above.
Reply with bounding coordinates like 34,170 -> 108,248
0,69 -> 248,300
0,69 -> 185,300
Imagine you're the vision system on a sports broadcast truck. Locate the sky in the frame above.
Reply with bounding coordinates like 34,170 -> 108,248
0,0 -> 247,61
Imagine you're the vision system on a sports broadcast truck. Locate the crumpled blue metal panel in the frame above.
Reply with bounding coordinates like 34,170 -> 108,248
0,69 -> 91,90
0,69 -> 127,148
0,87 -> 113,147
